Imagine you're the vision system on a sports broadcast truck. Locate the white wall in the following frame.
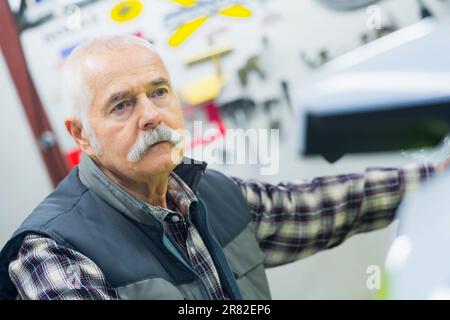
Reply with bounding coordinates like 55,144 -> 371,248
0,51 -> 52,246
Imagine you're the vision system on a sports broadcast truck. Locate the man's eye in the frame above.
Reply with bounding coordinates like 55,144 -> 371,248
152,88 -> 168,98
113,101 -> 132,113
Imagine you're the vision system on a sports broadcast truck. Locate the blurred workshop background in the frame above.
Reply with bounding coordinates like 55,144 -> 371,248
1,0 -> 450,299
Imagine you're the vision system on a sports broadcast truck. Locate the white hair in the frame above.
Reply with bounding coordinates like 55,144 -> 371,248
61,35 -> 157,154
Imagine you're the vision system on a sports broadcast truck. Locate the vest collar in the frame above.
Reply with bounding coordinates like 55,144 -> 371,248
173,157 -> 207,194
78,153 -> 207,227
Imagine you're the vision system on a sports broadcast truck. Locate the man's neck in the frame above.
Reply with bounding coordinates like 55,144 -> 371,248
95,161 -> 170,209
129,177 -> 169,209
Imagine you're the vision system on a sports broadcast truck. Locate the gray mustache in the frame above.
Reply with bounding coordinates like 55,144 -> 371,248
127,124 -> 182,163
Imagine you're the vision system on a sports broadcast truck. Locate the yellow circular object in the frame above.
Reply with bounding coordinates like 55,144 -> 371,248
111,1 -> 143,23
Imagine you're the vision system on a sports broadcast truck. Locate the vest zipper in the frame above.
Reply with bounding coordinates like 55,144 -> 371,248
191,167 -> 205,194
194,200 -> 243,300
160,226 -> 214,300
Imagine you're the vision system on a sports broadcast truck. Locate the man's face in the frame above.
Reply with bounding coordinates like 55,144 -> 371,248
82,45 -> 185,183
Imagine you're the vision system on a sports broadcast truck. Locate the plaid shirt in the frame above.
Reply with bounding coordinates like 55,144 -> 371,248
8,163 -> 435,299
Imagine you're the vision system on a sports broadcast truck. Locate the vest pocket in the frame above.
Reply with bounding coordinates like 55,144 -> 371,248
228,246 -> 268,300
116,277 -> 185,300
223,223 -> 271,300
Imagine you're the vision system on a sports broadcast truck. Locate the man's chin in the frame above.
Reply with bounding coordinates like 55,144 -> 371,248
135,144 -> 180,171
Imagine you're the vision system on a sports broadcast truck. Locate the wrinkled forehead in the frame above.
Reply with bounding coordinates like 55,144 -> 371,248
82,45 -> 169,105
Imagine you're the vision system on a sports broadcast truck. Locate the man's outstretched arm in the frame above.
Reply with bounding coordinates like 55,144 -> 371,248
231,163 -> 435,267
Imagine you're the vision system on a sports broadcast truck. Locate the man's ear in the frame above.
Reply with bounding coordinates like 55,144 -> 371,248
64,118 -> 95,156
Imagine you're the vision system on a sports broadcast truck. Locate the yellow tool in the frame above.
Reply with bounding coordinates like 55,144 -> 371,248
179,45 -> 232,106
167,1 -> 252,47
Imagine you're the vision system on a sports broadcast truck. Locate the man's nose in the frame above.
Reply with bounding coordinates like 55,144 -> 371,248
138,96 -> 162,130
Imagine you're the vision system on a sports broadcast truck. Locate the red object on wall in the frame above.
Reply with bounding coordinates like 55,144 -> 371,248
65,148 -> 83,168
205,101 -> 226,135
186,101 -> 227,151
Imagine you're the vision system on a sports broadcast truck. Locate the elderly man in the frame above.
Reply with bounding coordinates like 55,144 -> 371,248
0,35 -> 444,300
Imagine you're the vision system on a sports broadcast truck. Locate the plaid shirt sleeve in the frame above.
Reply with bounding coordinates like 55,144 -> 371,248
230,163 -> 436,267
8,234 -> 118,300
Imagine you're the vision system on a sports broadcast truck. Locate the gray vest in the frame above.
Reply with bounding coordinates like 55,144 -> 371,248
0,160 -> 271,300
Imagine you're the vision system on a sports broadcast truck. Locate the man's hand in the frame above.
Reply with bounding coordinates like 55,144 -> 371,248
437,157 -> 450,173
422,135 -> 450,173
